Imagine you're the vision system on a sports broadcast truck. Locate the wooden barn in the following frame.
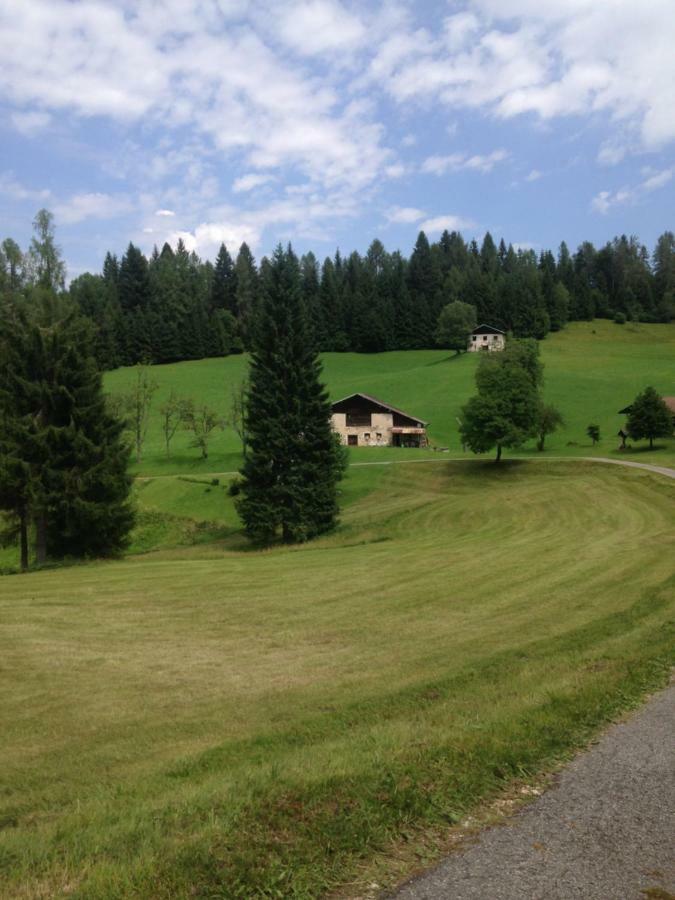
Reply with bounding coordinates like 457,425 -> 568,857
331,393 -> 428,448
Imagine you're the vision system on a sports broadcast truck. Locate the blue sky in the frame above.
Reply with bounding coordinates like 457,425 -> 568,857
0,0 -> 673,279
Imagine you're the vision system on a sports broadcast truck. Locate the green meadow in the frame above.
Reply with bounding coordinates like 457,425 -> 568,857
0,320 -> 674,898
105,319 -> 675,477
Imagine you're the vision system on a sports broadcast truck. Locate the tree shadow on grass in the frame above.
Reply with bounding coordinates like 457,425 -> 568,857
444,458 -> 531,480
613,443 -> 672,455
425,352 -> 467,366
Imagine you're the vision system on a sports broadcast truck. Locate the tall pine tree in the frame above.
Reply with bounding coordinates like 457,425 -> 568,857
237,245 -> 345,544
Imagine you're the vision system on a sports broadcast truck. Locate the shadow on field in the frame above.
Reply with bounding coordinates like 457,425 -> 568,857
425,353 -> 467,366
444,458 -> 531,479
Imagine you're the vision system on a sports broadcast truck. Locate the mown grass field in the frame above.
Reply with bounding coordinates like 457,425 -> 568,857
1,460 -> 674,898
104,319 -> 675,477
0,320 -> 673,896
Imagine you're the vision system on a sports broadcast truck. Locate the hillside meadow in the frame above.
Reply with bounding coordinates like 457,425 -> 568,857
103,319 -> 675,476
1,458 -> 674,897
0,319 -> 674,896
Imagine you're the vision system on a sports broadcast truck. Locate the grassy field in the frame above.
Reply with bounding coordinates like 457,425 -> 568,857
1,460 -> 674,897
0,320 -> 673,896
104,319 -> 675,477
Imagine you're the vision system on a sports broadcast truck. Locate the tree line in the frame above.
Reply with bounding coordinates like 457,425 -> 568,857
3,217 -> 672,370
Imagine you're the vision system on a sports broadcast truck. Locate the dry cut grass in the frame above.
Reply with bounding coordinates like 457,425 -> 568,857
0,461 -> 673,897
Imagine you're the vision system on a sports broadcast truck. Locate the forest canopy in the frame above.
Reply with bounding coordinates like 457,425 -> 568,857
2,219 -> 674,370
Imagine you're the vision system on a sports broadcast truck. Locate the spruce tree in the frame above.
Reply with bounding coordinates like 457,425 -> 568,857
0,293 -> 134,563
0,298 -> 33,570
212,243 -> 237,314
237,245 -> 345,544
235,243 -> 259,346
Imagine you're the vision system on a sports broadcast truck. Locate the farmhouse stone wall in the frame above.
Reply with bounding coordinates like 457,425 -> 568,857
332,411 -> 393,446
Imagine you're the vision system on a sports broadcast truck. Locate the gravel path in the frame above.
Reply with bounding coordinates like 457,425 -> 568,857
392,680 -> 675,900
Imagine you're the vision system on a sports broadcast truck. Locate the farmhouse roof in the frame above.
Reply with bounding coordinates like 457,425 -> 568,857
618,396 -> 675,415
471,323 -> 506,335
331,392 -> 429,426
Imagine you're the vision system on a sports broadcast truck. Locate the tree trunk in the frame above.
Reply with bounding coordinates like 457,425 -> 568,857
495,443 -> 502,462
35,511 -> 47,566
19,505 -> 29,572
649,436 -> 654,449
537,434 -> 544,451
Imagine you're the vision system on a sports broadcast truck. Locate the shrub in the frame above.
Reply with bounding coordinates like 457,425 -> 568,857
227,477 -> 243,497
614,312 -> 626,324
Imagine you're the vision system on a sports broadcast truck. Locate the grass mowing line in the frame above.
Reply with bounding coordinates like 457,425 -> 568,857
0,462 -> 673,897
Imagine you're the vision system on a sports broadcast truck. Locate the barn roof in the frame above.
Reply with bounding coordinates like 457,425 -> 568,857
618,396 -> 675,415
331,392 -> 428,425
471,323 -> 506,335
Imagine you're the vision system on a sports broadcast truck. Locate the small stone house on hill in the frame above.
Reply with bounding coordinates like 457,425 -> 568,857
468,324 -> 506,352
331,393 -> 428,447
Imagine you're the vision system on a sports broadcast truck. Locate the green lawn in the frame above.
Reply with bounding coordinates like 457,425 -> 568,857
104,319 -> 675,477
1,460 -> 673,898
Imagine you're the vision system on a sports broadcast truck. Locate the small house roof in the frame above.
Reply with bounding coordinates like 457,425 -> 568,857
471,323 -> 506,335
618,396 -> 675,415
331,392 -> 428,426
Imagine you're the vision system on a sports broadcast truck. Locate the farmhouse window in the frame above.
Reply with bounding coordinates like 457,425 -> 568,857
348,434 -> 358,446
376,432 -> 382,439
472,335 -> 477,341
364,433 -> 371,440
483,335 -> 488,341
346,411 -> 371,426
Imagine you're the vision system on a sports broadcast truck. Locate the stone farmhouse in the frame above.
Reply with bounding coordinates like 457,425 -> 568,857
468,323 -> 506,352
331,393 -> 428,448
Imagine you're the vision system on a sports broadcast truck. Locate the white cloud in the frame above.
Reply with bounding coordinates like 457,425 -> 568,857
374,0 -> 675,152
232,173 -> 275,193
54,193 -> 133,225
422,149 -> 508,175
385,206 -> 426,224
591,166 -> 672,214
274,0 -> 366,56
0,172 -> 51,202
10,110 -> 52,136
401,133 -> 417,147
167,221 -> 261,257
524,169 -> 542,182
0,0 -> 390,203
597,141 -> 627,166
419,214 -> 474,234
154,208 -> 176,217
642,168 -> 673,191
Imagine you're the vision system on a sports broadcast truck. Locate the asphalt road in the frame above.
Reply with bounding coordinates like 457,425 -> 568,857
392,680 -> 675,900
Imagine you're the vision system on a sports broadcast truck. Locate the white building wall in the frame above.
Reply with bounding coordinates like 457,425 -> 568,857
468,332 -> 506,352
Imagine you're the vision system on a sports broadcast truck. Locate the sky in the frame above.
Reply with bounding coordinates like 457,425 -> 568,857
0,0 -> 674,279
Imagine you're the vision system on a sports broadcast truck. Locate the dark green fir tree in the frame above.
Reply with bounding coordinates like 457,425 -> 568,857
0,293 -> 134,564
237,244 -> 345,544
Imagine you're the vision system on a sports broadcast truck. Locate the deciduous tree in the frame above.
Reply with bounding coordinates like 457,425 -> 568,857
626,387 -> 672,449
435,300 -> 477,354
